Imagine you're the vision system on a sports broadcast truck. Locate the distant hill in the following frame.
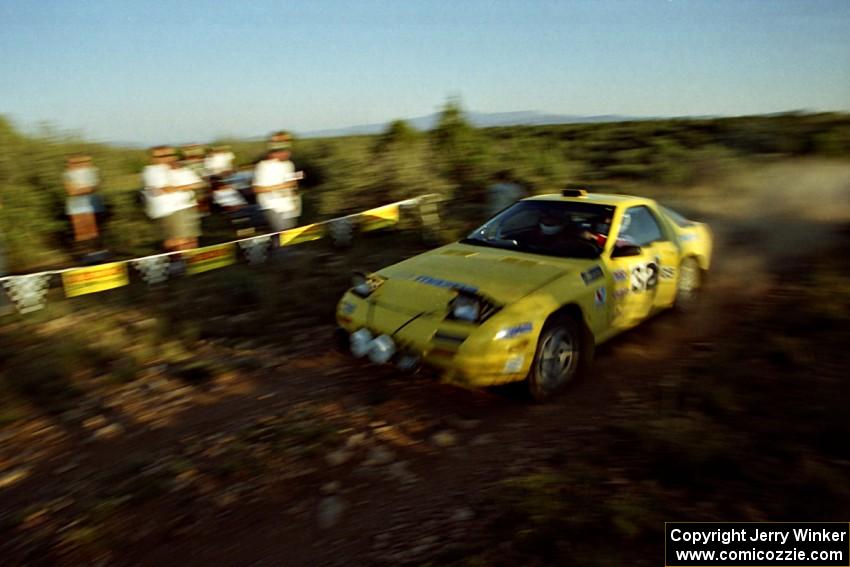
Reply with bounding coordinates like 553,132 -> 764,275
298,110 -> 654,138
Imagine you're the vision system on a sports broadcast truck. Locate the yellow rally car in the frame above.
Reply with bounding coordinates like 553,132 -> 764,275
335,189 -> 712,400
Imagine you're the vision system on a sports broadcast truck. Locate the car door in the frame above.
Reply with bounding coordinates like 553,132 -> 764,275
645,205 -> 681,309
606,205 -> 677,330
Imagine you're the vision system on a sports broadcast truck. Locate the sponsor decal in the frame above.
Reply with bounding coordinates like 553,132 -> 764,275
594,287 -> 606,307
279,223 -> 325,246
630,258 -> 660,292
679,233 -> 697,242
414,275 -> 478,294
183,243 -> 237,275
581,265 -> 604,285
62,262 -> 129,298
660,266 -> 676,280
614,288 -> 629,299
340,301 -> 356,315
613,269 -> 628,282
360,203 -> 401,232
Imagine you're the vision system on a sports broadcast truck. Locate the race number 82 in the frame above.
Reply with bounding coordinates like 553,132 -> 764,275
631,260 -> 659,292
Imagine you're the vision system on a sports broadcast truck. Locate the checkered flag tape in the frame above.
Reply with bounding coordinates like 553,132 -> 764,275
132,256 -> 171,285
2,273 -> 52,313
239,236 -> 271,265
328,218 -> 353,247
418,196 -> 441,229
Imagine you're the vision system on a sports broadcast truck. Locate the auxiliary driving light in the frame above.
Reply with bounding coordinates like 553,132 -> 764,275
350,328 -> 374,358
368,334 -> 396,364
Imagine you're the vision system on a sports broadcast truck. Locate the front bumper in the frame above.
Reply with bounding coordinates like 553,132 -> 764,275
336,293 -> 534,388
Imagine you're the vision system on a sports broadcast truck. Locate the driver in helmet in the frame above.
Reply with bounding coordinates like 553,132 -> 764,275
524,209 -> 563,248
537,209 -> 566,237
530,209 -> 597,249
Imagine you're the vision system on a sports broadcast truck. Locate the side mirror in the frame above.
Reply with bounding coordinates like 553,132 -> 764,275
611,243 -> 642,258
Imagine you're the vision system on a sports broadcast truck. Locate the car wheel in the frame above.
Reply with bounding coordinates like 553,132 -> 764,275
526,314 -> 588,401
675,257 -> 702,312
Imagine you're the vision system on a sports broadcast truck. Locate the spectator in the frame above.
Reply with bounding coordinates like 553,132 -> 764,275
64,154 -> 102,244
204,145 -> 235,177
206,145 -> 246,211
486,170 -> 524,217
253,132 -> 301,231
182,144 -> 210,215
142,145 -> 173,222
142,146 -> 202,251
181,143 -> 207,177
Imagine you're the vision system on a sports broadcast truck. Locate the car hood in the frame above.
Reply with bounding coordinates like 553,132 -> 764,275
377,242 -> 593,304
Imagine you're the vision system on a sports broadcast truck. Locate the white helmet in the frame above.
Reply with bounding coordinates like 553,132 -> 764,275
539,220 -> 564,236
539,211 -> 564,235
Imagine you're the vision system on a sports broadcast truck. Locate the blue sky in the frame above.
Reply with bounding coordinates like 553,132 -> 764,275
1,0 -> 848,144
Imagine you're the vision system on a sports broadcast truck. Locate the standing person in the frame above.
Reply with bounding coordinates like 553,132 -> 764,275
142,146 -> 203,251
181,144 -> 207,177
253,132 -> 301,231
168,154 -> 204,250
487,170 -> 524,217
64,154 -> 101,245
142,145 -> 175,248
206,145 -> 246,210
204,145 -> 235,178
182,144 -> 211,215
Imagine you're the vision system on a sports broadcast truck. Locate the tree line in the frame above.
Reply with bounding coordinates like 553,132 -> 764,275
1,101 -> 848,271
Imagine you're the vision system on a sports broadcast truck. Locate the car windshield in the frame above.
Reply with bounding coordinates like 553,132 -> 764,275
461,200 -> 616,259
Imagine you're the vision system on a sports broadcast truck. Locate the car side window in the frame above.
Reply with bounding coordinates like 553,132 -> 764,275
618,206 -> 665,246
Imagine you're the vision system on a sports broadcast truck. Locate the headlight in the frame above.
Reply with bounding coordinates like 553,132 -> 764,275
368,334 -> 396,364
350,328 -> 374,358
450,294 -> 480,322
351,271 -> 384,298
494,322 -> 533,340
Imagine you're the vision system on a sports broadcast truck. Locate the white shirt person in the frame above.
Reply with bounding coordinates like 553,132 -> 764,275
253,148 -> 301,231
204,149 -> 235,176
141,146 -> 203,251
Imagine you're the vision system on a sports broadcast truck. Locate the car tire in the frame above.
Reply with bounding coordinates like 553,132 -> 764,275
674,257 -> 702,312
526,314 -> 591,402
